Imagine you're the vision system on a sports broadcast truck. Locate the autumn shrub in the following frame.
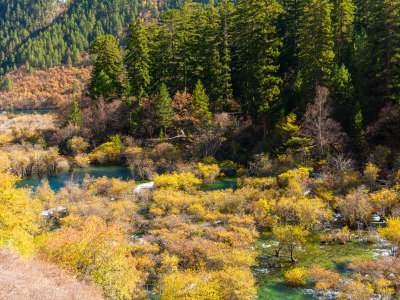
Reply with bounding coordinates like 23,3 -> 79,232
35,181 -> 56,210
150,143 -> 179,173
366,228 -> 379,244
349,256 -> 400,295
73,153 -> 90,168
89,136 -> 123,164
157,268 -> 257,300
284,267 -> 308,287
249,153 -> 273,176
274,196 -> 331,229
254,198 -> 278,229
43,177 -> 138,228
336,226 -> 352,244
40,216 -> 147,299
374,278 -> 394,300
125,146 -> 155,180
336,187 -> 372,227
196,163 -> 220,184
341,280 -> 374,300
1,146 -> 69,177
308,264 -> 341,291
148,213 -> 258,266
68,136 -> 89,155
369,188 -> 399,217
149,211 -> 258,299
278,167 -> 312,197
154,172 -> 202,192
219,160 -> 238,170
0,172 -> 41,255
238,177 -> 277,190
320,232 -> 335,244
150,189 -> 246,218
379,217 -> 400,257
157,269 -> 221,300
363,162 -> 380,189
201,156 -> 218,165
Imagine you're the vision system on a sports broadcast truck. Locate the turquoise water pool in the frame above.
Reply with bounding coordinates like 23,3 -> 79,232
17,167 -> 238,192
17,166 -> 131,191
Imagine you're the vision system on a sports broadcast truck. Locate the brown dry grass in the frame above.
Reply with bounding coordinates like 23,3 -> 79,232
0,251 -> 103,300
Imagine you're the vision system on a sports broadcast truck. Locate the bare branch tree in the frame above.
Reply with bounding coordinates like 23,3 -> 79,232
301,86 -> 347,157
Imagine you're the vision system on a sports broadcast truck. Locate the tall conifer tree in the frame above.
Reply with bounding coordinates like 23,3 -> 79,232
232,0 -> 283,138
216,0 -> 234,109
126,17 -> 151,100
365,0 -> 400,101
332,0 -> 355,64
156,83 -> 174,132
298,0 -> 335,90
68,94 -> 83,127
88,35 -> 123,100
193,80 -> 212,128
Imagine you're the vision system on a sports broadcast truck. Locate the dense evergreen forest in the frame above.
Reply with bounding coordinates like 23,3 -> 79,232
2,0 -> 400,151
55,0 -> 398,162
0,0 -> 185,73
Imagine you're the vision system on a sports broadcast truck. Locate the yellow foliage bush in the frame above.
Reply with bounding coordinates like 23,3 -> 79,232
40,216 -> 148,299
363,162 -> 380,188
74,153 -> 90,168
278,167 -> 312,197
154,172 -> 202,192
254,198 -> 278,229
0,172 -> 41,255
151,189 -> 247,219
196,163 -> 220,184
157,268 -> 257,300
308,264 -> 341,291
369,188 -> 398,216
379,217 -> 400,257
89,142 -> 122,164
285,267 -> 308,287
336,226 -> 352,244
238,177 -> 277,190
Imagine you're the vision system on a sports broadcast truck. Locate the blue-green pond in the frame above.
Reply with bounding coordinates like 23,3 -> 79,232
17,166 -> 238,192
17,166 -> 131,191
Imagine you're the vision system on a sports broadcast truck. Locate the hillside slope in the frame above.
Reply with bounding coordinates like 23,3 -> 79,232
0,64 -> 90,110
0,0 -> 181,74
0,251 -> 103,300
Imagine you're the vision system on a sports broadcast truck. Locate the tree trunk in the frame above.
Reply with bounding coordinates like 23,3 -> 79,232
262,117 -> 268,141
290,248 -> 297,262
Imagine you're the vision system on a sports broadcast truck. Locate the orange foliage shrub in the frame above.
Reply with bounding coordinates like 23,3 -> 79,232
0,65 -> 90,110
40,216 -> 148,299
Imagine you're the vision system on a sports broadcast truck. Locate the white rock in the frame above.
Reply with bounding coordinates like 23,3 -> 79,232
134,181 -> 154,193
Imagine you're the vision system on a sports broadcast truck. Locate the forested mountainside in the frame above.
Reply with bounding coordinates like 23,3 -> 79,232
0,0 -> 186,74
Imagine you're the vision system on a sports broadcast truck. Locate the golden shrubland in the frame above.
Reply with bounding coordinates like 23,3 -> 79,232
0,65 -> 90,110
1,146 -> 400,299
